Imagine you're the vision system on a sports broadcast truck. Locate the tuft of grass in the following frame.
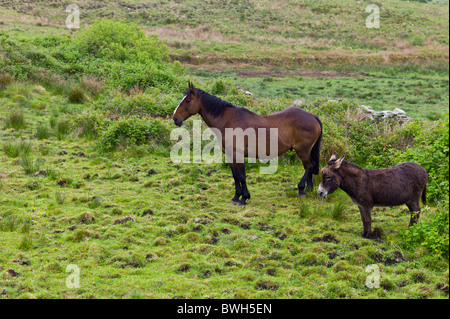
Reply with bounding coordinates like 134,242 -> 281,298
49,115 -> 58,128
297,201 -> 312,218
0,72 -> 14,89
3,108 -> 26,130
0,213 -> 17,232
2,140 -> 33,158
55,191 -> 67,205
68,86 -> 85,104
329,197 -> 349,221
36,124 -> 50,140
18,234 -> 33,251
20,154 -> 43,175
55,119 -> 71,140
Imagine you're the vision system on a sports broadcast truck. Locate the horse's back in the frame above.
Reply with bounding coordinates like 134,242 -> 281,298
265,107 -> 319,130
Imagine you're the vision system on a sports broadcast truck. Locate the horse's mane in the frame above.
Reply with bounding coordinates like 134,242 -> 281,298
194,89 -> 238,117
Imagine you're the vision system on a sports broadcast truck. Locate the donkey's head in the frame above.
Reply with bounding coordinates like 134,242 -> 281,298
173,81 -> 202,127
317,153 -> 345,199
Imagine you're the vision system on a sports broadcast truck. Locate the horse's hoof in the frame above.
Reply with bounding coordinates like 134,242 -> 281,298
237,200 -> 247,206
298,193 -> 307,199
230,200 -> 238,205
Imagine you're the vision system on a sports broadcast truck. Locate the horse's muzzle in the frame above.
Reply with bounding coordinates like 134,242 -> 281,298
173,118 -> 183,127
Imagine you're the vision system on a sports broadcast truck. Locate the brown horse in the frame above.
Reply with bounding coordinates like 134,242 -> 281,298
318,153 -> 428,239
173,82 -> 323,206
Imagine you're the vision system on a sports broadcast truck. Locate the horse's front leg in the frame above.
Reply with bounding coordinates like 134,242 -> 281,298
230,163 -> 242,204
231,163 -> 250,206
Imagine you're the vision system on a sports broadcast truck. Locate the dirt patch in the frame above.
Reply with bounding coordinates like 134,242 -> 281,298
385,251 -> 405,266
113,216 -> 136,225
255,280 -> 279,291
178,264 -> 190,272
312,233 -> 339,244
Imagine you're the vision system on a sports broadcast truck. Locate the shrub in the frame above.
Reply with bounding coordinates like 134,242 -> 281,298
92,90 -> 177,117
72,110 -> 108,139
106,60 -> 180,91
97,117 -> 170,152
80,75 -> 104,96
402,199 -> 449,257
76,19 -> 169,63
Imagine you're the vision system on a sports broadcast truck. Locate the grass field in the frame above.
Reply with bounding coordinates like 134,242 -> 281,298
0,0 -> 448,299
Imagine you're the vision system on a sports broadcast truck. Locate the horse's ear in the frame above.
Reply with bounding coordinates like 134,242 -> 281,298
189,81 -> 197,95
335,155 -> 345,169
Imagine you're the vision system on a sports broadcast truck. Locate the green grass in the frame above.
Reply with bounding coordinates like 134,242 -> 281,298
0,3 -> 448,299
233,74 -> 449,119
0,81 -> 448,299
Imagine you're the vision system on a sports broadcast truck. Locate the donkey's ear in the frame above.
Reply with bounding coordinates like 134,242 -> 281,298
329,152 -> 337,162
335,155 -> 345,169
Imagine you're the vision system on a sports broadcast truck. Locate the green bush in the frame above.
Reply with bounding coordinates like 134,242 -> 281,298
92,90 -> 177,117
402,199 -> 449,257
106,60 -> 180,91
76,19 -> 169,63
72,110 -> 108,139
97,117 -> 170,152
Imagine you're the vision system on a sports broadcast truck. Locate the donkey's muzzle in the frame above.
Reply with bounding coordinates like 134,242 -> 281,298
317,185 -> 328,199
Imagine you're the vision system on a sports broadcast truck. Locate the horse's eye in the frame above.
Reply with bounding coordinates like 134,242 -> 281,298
185,100 -> 191,103
326,176 -> 332,181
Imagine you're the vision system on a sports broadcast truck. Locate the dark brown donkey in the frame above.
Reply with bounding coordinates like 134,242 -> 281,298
173,82 -> 323,205
318,153 -> 427,239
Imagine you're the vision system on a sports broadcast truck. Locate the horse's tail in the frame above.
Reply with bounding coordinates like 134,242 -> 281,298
311,116 -> 323,175
421,185 -> 427,205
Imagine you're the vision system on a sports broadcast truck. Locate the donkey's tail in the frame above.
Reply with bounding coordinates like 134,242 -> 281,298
311,116 -> 323,175
421,185 -> 427,205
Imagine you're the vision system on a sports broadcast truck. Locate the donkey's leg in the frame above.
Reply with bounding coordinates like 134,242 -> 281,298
230,164 -> 242,204
406,200 -> 421,226
358,206 -> 374,238
234,163 -> 250,206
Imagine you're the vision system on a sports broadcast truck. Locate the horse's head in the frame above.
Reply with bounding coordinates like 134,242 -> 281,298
317,152 -> 345,198
173,81 -> 202,127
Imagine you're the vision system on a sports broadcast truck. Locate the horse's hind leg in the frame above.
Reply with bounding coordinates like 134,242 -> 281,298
296,149 -> 313,198
230,164 -> 242,204
235,163 -> 250,206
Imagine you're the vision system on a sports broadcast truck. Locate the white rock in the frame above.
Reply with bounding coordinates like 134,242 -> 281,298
392,108 -> 406,115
